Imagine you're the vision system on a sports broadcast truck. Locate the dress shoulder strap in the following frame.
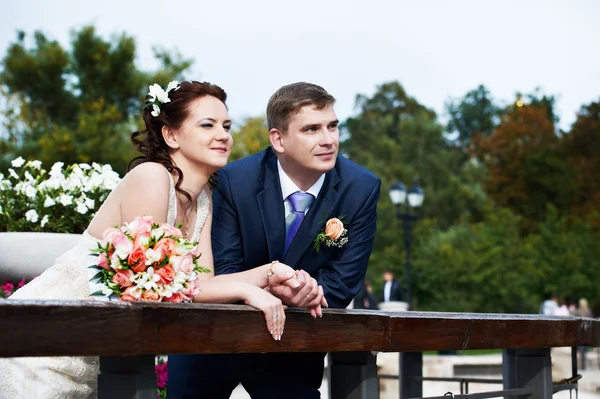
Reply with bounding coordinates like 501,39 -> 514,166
165,169 -> 177,227
190,187 -> 210,242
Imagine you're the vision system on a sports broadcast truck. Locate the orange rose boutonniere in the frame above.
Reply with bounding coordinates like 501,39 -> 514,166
313,216 -> 349,253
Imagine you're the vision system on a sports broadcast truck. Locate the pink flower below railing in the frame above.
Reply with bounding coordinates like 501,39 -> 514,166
1,278 -> 25,297
155,358 -> 168,399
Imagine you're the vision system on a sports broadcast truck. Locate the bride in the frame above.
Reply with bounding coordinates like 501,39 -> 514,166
0,80 -> 325,398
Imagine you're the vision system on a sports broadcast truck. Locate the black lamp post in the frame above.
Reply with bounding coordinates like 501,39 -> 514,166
389,182 -> 424,310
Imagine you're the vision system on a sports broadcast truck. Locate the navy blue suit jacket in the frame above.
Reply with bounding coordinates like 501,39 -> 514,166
211,147 -> 381,309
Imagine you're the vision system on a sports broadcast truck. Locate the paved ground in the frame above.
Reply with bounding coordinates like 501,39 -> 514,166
229,349 -> 600,398
232,378 -> 600,398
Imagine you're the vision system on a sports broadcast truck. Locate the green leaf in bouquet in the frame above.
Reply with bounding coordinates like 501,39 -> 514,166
89,270 -> 105,283
195,266 -> 211,274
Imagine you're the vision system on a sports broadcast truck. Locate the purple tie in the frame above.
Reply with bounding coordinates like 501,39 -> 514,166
284,191 -> 315,255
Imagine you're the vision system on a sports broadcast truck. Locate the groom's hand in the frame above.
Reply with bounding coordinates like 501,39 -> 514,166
269,270 -> 328,318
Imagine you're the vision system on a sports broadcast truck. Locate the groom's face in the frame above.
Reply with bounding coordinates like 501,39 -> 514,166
280,104 -> 339,176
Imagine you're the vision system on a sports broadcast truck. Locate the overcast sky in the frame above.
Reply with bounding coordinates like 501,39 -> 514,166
2,0 -> 599,131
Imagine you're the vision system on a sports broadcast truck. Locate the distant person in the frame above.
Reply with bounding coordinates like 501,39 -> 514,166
354,280 -> 379,309
577,298 -> 592,318
539,293 -> 559,315
567,297 -> 578,315
575,298 -> 593,369
553,299 -> 570,316
380,269 -> 403,303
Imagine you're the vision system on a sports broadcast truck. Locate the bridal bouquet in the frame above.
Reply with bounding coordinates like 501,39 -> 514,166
89,216 -> 209,302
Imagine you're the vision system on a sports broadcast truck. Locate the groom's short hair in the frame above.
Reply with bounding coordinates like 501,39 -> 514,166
267,82 -> 336,133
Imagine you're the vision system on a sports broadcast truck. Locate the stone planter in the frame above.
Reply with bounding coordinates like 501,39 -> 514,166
0,232 -> 82,281
378,301 -> 409,312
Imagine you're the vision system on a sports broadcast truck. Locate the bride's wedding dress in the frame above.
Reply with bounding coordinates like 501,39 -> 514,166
0,171 -> 209,399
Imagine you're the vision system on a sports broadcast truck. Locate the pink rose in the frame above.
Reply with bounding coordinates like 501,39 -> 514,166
131,216 -> 153,244
155,238 -> 177,258
135,216 -> 154,232
112,269 -> 134,288
120,293 -> 136,302
141,290 -> 160,302
163,293 -> 183,303
97,253 -> 110,270
102,227 -> 122,244
155,265 -> 175,284
134,230 -> 151,247
120,286 -> 138,302
112,233 -> 134,258
162,224 -> 183,239
171,254 -> 195,274
325,218 -> 344,240
128,246 -> 148,273
120,286 -> 140,302
180,281 -> 199,302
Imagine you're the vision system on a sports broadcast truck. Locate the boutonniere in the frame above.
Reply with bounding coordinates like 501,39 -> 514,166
313,216 -> 349,253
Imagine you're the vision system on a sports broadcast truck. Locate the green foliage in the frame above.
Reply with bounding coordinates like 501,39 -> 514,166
344,82 -> 492,296
513,88 -> 559,125
527,206 -> 600,303
560,101 -> 600,225
229,116 -> 271,162
474,105 -> 576,231
347,82 -> 600,313
0,26 -> 193,175
0,158 -> 120,233
446,84 -> 503,151
414,206 -> 540,313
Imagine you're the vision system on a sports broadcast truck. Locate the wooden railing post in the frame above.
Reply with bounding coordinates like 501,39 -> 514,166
329,351 -> 379,399
97,355 -> 156,399
503,348 -> 553,399
399,352 -> 422,399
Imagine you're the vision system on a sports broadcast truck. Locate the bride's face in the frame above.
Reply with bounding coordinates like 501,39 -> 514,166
174,95 -> 233,172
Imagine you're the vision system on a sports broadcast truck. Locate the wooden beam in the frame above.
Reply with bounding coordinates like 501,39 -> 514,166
0,300 -> 597,358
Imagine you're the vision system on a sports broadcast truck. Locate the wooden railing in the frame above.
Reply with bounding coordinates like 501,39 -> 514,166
1,300 -> 599,399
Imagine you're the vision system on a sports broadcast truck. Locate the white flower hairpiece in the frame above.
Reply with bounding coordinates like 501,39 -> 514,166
146,81 -> 180,117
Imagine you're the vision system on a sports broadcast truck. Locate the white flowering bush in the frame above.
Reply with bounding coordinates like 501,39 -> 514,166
0,157 -> 121,233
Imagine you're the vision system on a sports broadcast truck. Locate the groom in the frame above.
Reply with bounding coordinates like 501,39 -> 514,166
168,82 -> 381,398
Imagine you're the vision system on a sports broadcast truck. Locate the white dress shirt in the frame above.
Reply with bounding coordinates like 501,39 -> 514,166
383,281 -> 392,302
277,160 -> 325,216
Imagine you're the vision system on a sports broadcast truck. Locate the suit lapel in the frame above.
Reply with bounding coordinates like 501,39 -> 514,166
257,151 -> 286,261
283,168 -> 341,266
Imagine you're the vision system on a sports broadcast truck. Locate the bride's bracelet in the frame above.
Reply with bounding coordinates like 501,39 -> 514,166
266,260 -> 278,291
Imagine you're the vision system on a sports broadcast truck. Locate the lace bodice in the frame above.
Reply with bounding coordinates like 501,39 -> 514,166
165,170 -> 210,243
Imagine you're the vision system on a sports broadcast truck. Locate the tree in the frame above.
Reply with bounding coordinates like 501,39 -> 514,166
514,87 -> 559,127
560,100 -> 600,225
229,116 -> 270,162
445,85 -> 502,153
0,26 -> 192,174
526,206 -> 600,305
413,206 -> 541,313
343,82 -> 490,293
473,104 -> 575,230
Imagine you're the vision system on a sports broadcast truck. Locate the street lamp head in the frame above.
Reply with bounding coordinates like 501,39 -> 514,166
389,182 -> 406,205
407,184 -> 424,208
